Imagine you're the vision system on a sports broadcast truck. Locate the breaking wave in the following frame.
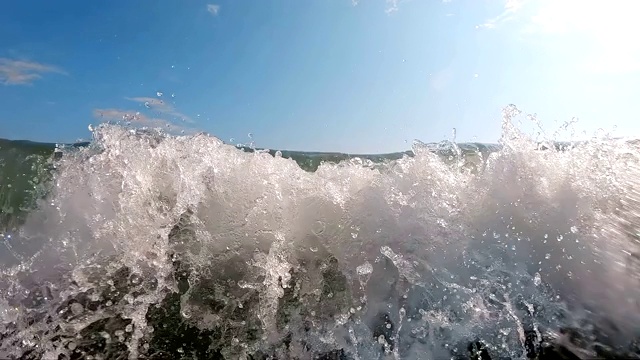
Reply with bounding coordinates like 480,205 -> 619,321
0,105 -> 639,359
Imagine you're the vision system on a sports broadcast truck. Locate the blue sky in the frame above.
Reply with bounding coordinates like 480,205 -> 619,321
1,0 -> 639,153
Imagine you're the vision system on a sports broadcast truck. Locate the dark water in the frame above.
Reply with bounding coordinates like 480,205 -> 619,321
1,110 -> 639,359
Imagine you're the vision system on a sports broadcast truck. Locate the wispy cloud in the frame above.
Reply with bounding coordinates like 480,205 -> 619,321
125,96 -> 193,123
93,108 -> 195,134
476,0 -> 526,29
207,4 -> 220,16
0,58 -> 66,85
386,0 -> 400,14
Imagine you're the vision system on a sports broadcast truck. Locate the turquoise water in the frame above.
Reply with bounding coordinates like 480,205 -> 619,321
0,109 -> 639,359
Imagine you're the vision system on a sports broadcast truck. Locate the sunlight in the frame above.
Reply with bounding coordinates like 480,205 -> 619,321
532,0 -> 640,72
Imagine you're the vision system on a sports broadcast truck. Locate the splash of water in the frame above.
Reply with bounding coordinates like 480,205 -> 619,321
0,105 -> 639,359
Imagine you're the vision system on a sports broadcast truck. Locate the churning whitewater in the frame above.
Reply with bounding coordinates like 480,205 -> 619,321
0,105 -> 639,359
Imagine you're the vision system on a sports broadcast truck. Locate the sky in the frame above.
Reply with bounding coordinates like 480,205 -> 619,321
1,0 -> 639,153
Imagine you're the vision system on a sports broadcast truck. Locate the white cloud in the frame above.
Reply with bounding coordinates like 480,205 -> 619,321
125,96 -> 193,123
476,0 -> 527,29
207,4 -> 220,16
0,58 -> 66,85
93,108 -> 195,134
385,0 -> 403,14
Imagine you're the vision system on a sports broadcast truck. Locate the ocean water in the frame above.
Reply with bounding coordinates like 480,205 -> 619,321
0,105 -> 639,359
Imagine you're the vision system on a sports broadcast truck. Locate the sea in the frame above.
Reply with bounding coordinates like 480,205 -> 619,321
0,105 -> 639,359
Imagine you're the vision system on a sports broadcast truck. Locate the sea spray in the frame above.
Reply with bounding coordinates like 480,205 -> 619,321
0,106 -> 638,359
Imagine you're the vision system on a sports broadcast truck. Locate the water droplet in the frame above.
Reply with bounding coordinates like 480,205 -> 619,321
275,150 -> 283,157
88,124 -> 94,131
533,272 -> 542,286
156,91 -> 163,97
171,93 -> 175,98
125,324 -> 133,332
309,247 -> 318,253
544,234 -> 548,239
545,253 -> 551,260
144,101 -> 151,108
570,226 -> 578,233
557,235 -> 563,242
68,341 -> 77,350
386,323 -> 392,329
351,232 -> 358,239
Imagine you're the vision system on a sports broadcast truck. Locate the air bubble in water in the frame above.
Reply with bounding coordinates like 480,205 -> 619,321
312,220 -> 325,236
144,101 -> 151,108
557,235 -> 563,242
545,253 -> 551,260
156,91 -> 163,97
70,302 -> 84,316
181,308 -> 191,319
570,226 -> 578,233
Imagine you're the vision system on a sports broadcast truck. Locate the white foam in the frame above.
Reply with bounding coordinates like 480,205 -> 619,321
1,106 -> 639,358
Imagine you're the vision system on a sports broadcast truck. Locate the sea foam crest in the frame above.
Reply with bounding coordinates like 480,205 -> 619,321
0,106 -> 639,359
